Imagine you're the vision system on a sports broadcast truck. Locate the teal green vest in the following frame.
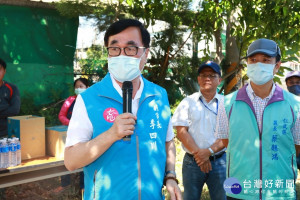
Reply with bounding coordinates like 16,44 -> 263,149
81,74 -> 171,200
225,85 -> 300,200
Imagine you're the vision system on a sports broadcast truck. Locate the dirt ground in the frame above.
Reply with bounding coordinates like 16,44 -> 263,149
1,173 -> 82,200
2,168 -> 300,200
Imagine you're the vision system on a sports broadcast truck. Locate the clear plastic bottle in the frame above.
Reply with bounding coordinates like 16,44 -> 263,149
8,138 -> 15,167
16,138 -> 21,165
2,140 -> 9,168
11,138 -> 18,167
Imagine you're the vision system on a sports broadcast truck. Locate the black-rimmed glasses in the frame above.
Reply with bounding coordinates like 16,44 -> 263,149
107,46 -> 146,56
199,74 -> 219,79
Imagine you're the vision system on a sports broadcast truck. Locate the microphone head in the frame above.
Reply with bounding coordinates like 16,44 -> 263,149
122,81 -> 133,90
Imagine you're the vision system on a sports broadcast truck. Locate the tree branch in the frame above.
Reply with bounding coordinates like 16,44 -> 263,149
169,29 -> 193,60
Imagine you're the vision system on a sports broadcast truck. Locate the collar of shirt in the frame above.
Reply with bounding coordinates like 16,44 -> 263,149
198,90 -> 221,103
110,74 -> 144,101
198,90 -> 220,116
246,82 -> 276,102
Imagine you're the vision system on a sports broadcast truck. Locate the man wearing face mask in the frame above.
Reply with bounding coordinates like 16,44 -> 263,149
216,38 -> 300,200
286,71 -> 300,96
64,19 -> 182,200
285,71 -> 300,170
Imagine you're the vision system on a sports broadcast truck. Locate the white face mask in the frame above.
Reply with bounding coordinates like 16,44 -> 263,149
108,53 -> 144,83
247,62 -> 276,85
75,88 -> 86,95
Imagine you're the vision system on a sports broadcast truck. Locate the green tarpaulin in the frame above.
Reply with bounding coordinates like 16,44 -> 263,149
0,5 -> 78,105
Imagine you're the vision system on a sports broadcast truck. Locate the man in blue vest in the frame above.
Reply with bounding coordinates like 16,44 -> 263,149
64,19 -> 182,200
0,58 -> 20,137
216,38 -> 300,200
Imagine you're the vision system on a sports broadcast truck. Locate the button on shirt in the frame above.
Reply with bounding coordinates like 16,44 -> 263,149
216,83 -> 300,145
65,75 -> 174,147
172,91 -> 224,154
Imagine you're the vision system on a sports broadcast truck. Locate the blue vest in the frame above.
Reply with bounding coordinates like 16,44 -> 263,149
81,74 -> 171,200
225,85 -> 300,200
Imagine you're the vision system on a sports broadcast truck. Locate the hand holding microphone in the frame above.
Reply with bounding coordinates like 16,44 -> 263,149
108,81 -> 136,141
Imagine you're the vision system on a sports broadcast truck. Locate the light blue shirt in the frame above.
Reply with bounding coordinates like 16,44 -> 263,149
172,91 -> 224,153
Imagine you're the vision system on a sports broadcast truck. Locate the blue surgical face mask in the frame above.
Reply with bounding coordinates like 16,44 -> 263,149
287,85 -> 300,96
108,53 -> 144,83
75,88 -> 86,95
247,62 -> 276,85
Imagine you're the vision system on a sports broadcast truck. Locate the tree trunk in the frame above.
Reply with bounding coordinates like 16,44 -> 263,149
158,46 -> 170,86
213,28 -> 224,64
212,0 -> 223,65
224,9 -> 242,94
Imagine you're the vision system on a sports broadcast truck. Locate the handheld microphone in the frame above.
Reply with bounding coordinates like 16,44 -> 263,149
122,81 -> 133,141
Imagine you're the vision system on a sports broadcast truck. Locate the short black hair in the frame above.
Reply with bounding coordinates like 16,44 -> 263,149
104,19 -> 150,48
0,58 -> 6,69
74,78 -> 89,87
276,54 -> 281,62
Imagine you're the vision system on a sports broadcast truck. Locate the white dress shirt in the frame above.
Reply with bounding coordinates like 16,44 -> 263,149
172,91 -> 224,154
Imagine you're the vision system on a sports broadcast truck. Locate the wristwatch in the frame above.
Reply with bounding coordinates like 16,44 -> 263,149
208,147 -> 215,156
165,170 -> 176,177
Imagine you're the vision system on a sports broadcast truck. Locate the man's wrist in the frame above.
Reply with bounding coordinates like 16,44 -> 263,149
164,170 -> 178,185
163,176 -> 179,186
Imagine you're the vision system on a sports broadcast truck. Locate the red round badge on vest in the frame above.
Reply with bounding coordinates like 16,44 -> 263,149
103,108 -> 119,123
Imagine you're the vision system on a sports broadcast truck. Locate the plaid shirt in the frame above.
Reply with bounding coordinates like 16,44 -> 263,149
216,83 -> 300,145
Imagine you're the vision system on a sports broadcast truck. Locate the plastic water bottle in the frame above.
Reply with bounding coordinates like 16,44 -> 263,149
11,138 -> 18,167
8,138 -> 14,167
1,140 -> 10,168
0,139 -> 5,168
7,139 -> 12,167
16,138 -> 21,165
1,139 -> 7,168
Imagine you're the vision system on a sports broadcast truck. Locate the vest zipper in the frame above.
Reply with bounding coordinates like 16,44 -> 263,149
227,153 -> 230,177
245,102 -> 263,199
136,134 -> 141,200
93,170 -> 97,200
291,154 -> 296,182
135,94 -> 156,200
259,109 -> 264,200
259,131 -> 262,200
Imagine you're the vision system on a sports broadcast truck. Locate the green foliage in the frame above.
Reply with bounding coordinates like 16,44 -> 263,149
77,45 -> 108,79
170,99 -> 183,115
55,0 -> 300,100
20,90 -> 64,126
190,0 -> 300,93
55,0 -> 197,103
229,0 -> 299,60
192,0 -> 300,61
39,101 -> 64,126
